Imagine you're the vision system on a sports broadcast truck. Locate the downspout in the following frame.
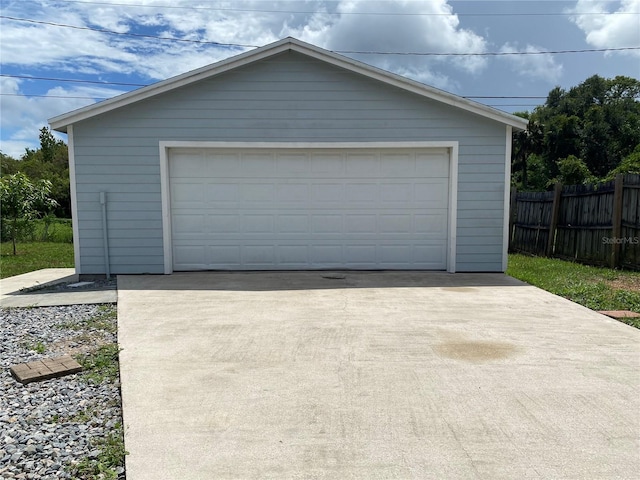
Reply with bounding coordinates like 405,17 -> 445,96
100,192 -> 111,279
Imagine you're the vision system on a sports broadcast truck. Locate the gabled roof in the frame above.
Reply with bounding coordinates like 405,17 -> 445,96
49,37 -> 529,132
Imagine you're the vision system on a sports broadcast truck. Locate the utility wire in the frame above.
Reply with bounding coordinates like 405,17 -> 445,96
0,16 -> 257,47
0,93 -> 547,106
0,74 -> 147,87
2,16 -> 639,55
0,74 -> 551,98
31,0 -> 640,16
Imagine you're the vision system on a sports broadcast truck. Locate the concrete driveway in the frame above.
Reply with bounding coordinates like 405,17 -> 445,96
117,272 -> 640,480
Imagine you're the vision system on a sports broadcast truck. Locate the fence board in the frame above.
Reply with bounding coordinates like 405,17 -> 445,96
509,174 -> 640,269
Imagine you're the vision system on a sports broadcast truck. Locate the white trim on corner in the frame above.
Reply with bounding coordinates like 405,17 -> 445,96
502,126 -> 513,273
448,143 -> 458,273
67,125 -> 81,275
160,141 -> 459,273
159,145 -> 173,274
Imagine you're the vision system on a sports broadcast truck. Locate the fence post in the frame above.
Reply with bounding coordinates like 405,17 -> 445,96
611,174 -> 624,268
546,182 -> 562,257
509,187 -> 517,251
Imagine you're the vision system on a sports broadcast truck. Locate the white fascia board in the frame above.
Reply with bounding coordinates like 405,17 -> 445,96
50,37 -> 528,132
67,125 -> 82,275
502,125 -> 513,272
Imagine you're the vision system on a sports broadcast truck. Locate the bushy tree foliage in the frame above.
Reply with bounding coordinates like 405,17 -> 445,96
513,75 -> 640,190
0,172 -> 58,254
0,127 -> 70,217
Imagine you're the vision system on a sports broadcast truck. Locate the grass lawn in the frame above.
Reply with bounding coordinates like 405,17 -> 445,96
0,242 -> 74,279
508,253 -> 640,328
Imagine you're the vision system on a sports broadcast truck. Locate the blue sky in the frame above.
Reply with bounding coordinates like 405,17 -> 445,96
1,0 -> 639,158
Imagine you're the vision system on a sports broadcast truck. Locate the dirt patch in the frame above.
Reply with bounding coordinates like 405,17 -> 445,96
607,275 -> 640,293
49,332 -> 112,357
435,340 -> 518,363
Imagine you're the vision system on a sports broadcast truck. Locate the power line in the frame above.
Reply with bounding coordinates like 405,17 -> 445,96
0,16 -> 257,48
0,74 -> 146,87
0,73 -> 551,98
0,93 -> 108,99
0,93 -> 546,105
2,16 -> 639,56
34,0 -> 640,16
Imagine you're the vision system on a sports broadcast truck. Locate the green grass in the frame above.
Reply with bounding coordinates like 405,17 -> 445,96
28,218 -> 74,243
69,424 -> 127,480
58,304 -> 117,334
1,218 -> 73,243
76,343 -> 121,385
0,242 -> 74,278
508,254 -> 640,328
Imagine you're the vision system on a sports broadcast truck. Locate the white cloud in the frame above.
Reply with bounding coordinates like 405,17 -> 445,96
569,0 -> 640,57
286,0 -> 488,81
500,43 -> 564,83
0,77 -> 125,157
1,0 -> 488,82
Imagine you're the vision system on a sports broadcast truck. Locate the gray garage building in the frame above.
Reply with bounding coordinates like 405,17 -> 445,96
49,37 -> 528,275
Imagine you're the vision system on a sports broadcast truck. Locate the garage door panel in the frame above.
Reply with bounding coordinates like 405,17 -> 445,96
209,246 -> 241,265
345,214 -> 377,233
346,184 -> 378,202
416,155 -> 448,177
379,214 -> 412,232
277,245 -> 308,264
313,184 -> 345,202
277,184 -> 309,202
345,245 -> 377,263
173,214 -> 206,233
242,153 -> 275,175
380,184 -> 412,202
311,245 -> 344,264
277,154 -> 309,173
207,153 -> 241,175
244,245 -> 275,265
345,154 -> 378,176
277,215 -> 309,233
311,154 -> 343,173
413,215 -> 447,238
414,183 -> 448,202
208,214 -> 239,231
207,184 -> 239,202
170,148 -> 449,270
242,215 -> 273,233
379,154 -> 412,176
172,183 -> 204,204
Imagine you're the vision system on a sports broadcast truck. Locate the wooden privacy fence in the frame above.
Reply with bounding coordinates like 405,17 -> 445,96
509,174 -> 640,269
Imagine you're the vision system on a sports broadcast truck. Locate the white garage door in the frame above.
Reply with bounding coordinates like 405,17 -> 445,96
169,147 -> 449,270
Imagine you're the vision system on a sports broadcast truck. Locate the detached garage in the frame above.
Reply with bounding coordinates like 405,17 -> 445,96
49,37 -> 527,275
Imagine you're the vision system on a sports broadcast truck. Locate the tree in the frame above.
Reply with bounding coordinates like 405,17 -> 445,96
512,75 -> 640,189
1,128 -> 71,217
554,155 -> 593,185
604,144 -> 640,180
0,172 -> 58,255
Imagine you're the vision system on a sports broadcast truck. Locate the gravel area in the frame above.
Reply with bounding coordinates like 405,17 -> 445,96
0,304 -> 125,479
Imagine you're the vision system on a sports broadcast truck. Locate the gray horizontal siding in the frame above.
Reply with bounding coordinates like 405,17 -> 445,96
72,51 -> 507,274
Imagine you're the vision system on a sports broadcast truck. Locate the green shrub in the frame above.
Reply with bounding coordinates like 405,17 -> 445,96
0,217 -> 73,243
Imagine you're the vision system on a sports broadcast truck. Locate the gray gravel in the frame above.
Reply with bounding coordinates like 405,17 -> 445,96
0,304 -> 125,479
